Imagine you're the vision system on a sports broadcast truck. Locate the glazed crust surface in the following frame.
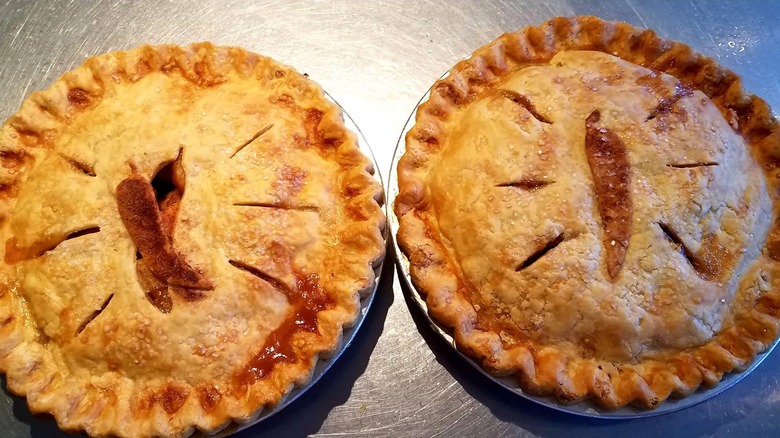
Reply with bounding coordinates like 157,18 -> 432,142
396,16 -> 780,408
0,43 -> 385,437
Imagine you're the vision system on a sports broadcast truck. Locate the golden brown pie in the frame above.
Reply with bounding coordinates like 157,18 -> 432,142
0,43 -> 385,436
395,16 -> 780,409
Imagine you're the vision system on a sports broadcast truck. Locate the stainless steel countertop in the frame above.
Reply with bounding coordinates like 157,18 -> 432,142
1,1 -> 779,437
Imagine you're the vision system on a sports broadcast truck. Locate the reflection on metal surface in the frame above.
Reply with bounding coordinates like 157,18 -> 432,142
388,80 -> 780,419
1,1 -> 780,437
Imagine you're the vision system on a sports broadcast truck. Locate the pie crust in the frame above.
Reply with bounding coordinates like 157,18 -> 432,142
395,16 -> 780,408
0,43 -> 385,436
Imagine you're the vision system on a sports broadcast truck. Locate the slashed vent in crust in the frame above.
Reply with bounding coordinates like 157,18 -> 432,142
395,16 -> 780,409
0,43 -> 385,437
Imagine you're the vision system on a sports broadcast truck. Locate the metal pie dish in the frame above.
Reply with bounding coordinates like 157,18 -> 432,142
0,92 -> 387,438
389,80 -> 780,420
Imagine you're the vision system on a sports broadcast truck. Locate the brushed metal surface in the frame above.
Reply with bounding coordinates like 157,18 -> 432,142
1,1 -> 779,437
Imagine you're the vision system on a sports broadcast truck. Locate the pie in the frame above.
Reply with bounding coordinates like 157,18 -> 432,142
0,43 -> 385,436
395,16 -> 780,409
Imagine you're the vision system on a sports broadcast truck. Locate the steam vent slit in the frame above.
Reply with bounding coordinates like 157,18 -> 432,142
76,294 -> 114,334
645,83 -> 693,121
59,153 -> 96,177
232,202 -> 319,212
499,90 -> 552,124
496,179 -> 553,191
231,124 -> 274,158
658,222 -> 723,281
228,259 -> 293,296
516,233 -> 565,271
668,162 -> 718,168
41,227 -> 100,258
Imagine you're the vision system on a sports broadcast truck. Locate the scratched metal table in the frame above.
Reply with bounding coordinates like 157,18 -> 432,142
1,1 -> 779,437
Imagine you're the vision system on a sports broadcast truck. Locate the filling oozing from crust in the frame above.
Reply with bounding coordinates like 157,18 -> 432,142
426,50 -> 773,362
228,262 -> 333,390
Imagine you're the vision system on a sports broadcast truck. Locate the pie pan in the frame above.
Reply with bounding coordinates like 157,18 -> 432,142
0,90 -> 387,438
389,77 -> 780,420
